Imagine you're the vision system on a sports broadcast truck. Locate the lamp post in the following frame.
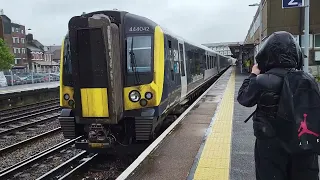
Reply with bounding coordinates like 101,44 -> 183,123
249,2 -> 263,64
303,0 -> 310,73
249,3 -> 262,48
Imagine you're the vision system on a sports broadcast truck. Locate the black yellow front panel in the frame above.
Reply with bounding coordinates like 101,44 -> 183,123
61,25 -> 165,112
124,25 -> 165,110
81,88 -> 109,117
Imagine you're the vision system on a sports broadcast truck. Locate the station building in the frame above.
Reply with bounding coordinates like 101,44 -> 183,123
234,0 -> 320,75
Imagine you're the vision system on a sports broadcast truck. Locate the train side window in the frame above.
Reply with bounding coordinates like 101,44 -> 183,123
192,51 -> 196,75
173,41 -> 179,74
167,40 -> 174,81
188,50 -> 194,76
204,55 -> 208,69
195,52 -> 200,75
202,55 -> 206,70
210,56 -> 213,69
207,55 -> 209,69
179,43 -> 185,76
212,56 -> 214,68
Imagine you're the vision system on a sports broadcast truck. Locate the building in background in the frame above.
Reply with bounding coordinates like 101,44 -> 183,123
26,34 -> 59,73
0,11 -> 27,70
202,42 -> 243,57
244,0 -> 320,75
11,23 -> 27,68
44,45 -> 61,63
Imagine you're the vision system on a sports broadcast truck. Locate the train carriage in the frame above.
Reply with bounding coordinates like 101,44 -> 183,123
59,10 -> 231,152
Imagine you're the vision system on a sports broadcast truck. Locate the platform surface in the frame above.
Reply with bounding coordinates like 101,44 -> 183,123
128,67 -> 234,180
229,70 -> 256,180
0,82 -> 59,95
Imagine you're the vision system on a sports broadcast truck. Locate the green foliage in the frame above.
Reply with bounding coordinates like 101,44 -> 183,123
0,38 -> 14,70
314,75 -> 320,82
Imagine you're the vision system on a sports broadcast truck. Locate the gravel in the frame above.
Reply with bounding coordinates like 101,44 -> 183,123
0,131 -> 65,171
9,147 -> 83,180
0,119 -> 61,149
75,155 -> 137,180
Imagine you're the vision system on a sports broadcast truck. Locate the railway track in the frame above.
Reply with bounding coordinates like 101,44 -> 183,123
0,128 -> 61,154
0,98 -> 59,120
0,137 -> 84,180
0,111 -> 59,137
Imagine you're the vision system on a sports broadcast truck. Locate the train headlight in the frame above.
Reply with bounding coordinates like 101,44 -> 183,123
145,92 -> 153,100
129,90 -> 141,102
64,93 -> 70,100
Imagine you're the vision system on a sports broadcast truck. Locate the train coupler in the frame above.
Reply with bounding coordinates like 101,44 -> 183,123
76,123 -> 115,151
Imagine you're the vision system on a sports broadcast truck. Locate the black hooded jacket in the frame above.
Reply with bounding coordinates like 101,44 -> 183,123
237,31 -> 304,139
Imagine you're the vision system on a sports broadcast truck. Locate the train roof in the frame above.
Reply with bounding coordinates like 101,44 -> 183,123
159,25 -> 230,59
80,10 -> 231,59
105,10 -> 230,59
159,26 -> 228,58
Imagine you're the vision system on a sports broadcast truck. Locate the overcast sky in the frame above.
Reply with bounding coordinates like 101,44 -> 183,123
1,0 -> 258,46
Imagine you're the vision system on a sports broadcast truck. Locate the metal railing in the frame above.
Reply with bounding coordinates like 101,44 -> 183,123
0,69 -> 60,87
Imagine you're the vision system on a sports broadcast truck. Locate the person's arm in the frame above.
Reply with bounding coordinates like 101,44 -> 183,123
237,73 -> 261,107
237,64 -> 262,107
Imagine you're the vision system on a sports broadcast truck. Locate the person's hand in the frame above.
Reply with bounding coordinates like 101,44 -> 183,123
251,64 -> 260,75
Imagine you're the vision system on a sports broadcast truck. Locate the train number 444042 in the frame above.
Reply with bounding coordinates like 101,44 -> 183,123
129,27 -> 150,32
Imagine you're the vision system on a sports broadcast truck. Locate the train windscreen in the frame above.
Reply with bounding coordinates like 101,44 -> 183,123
126,35 -> 152,73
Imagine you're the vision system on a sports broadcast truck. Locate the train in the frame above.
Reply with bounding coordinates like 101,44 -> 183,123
58,10 -> 232,152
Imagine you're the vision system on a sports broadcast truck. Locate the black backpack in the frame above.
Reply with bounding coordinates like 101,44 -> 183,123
264,68 -> 320,154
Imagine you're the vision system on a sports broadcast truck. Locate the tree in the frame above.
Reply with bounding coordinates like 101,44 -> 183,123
0,38 -> 14,70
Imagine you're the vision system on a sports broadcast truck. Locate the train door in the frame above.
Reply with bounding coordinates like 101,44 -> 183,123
178,42 -> 187,99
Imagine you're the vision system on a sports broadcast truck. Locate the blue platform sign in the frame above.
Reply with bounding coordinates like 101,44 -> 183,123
282,0 -> 304,8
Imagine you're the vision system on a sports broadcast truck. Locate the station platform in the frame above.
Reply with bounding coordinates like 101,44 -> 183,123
0,82 -> 59,95
127,66 -> 257,180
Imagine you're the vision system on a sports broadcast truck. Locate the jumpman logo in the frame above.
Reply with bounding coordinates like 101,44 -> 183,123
298,113 -> 319,139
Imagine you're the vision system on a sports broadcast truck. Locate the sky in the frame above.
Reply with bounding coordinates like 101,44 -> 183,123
1,0 -> 259,46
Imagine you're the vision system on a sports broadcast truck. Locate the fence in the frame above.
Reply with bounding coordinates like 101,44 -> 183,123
1,69 -> 59,87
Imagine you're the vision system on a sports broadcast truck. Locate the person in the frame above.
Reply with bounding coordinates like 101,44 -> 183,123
245,59 -> 251,73
237,31 -> 319,180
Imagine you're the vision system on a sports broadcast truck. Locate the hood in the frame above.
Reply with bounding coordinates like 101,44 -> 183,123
255,31 -> 303,73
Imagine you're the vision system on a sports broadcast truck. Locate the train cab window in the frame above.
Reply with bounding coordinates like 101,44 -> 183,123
126,35 -> 152,73
62,35 -> 73,86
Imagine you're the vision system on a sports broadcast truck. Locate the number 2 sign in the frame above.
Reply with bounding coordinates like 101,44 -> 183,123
282,0 -> 304,8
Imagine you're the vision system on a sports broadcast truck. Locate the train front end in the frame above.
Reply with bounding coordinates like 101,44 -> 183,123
59,11 -> 165,152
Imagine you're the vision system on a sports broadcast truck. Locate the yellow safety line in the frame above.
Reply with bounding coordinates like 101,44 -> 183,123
193,69 -> 235,180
